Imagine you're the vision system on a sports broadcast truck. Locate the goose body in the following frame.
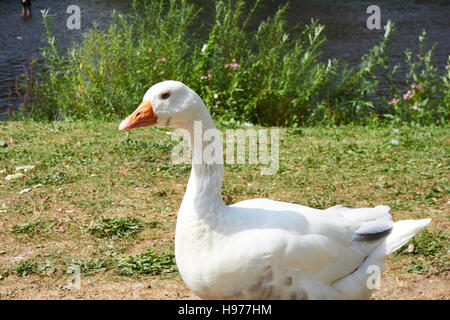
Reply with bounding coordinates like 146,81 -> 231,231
119,80 -> 431,299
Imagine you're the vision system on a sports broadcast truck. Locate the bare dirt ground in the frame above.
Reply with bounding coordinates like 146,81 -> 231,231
0,274 -> 198,300
1,271 -> 448,300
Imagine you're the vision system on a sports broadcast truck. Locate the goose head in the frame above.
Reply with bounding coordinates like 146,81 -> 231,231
119,80 -> 209,131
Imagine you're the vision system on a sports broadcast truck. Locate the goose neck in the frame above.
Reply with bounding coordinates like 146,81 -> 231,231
182,116 -> 225,214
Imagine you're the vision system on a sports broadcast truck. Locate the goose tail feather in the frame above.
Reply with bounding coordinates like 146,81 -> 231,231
333,218 -> 431,299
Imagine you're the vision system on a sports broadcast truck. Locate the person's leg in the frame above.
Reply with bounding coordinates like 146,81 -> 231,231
27,0 -> 31,16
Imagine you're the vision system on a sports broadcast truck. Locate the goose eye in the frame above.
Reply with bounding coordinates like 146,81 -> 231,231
161,92 -> 170,100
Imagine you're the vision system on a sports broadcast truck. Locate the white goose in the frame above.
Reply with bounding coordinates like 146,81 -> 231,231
119,80 -> 430,300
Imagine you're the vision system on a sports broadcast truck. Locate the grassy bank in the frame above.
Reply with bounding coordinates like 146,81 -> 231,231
12,0 -> 450,125
0,121 -> 448,299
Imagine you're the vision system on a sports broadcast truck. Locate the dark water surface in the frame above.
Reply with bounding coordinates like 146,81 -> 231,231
0,0 -> 449,119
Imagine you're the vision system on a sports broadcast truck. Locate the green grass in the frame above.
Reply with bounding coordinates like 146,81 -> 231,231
0,121 -> 448,286
66,258 -> 111,275
397,230 -> 449,275
11,220 -> 47,235
398,230 -> 449,257
116,249 -> 176,276
12,260 -> 55,277
88,217 -> 148,239
13,261 -> 39,277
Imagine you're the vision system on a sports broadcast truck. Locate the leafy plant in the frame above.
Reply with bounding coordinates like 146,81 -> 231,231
116,249 -> 176,276
88,217 -> 147,239
13,260 -> 55,277
405,261 -> 429,274
11,220 -> 53,235
13,260 -> 39,277
384,31 -> 450,125
66,258 -> 110,275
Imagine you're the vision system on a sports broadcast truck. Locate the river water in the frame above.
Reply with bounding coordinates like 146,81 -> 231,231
0,0 -> 449,119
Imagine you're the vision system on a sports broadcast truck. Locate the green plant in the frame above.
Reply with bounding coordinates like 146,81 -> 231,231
385,32 -> 449,125
12,260 -> 55,277
88,217 -> 146,239
66,258 -> 110,275
13,260 -> 39,277
405,261 -> 429,274
11,220 -> 54,235
116,249 -> 176,276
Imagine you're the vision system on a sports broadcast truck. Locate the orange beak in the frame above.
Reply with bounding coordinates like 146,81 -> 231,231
119,100 -> 158,131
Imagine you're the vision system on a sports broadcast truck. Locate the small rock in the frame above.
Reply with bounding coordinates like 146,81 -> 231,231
407,243 -> 415,253
15,165 -> 35,172
19,188 -> 31,194
5,173 -> 24,181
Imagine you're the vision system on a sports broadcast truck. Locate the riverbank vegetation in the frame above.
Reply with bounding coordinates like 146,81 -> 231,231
10,0 -> 449,125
